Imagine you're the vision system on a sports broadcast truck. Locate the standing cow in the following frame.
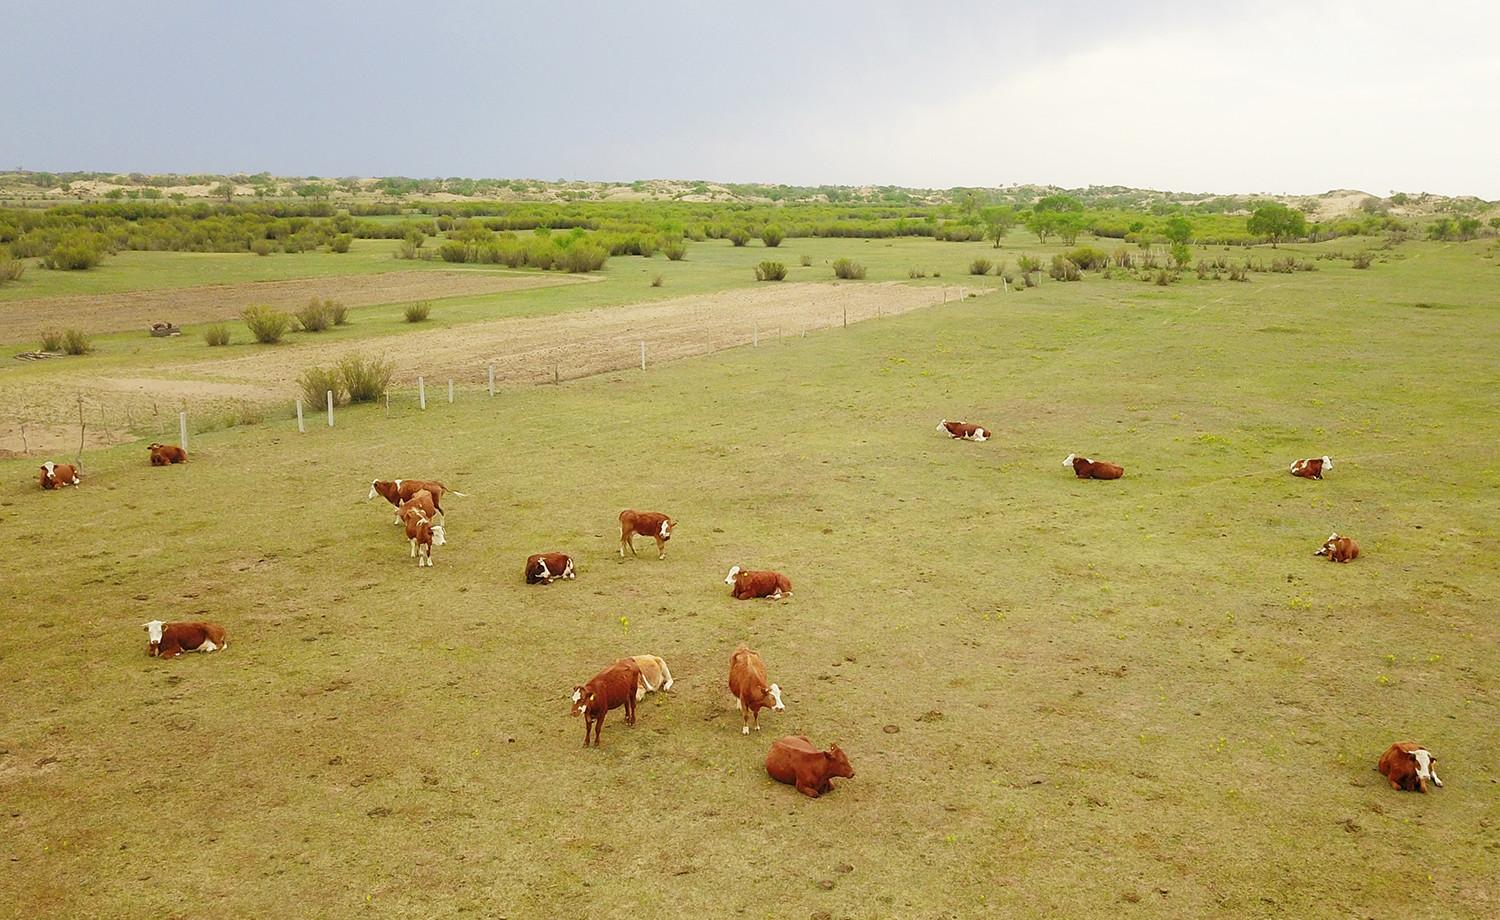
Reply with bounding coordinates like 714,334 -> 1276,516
619,510 -> 675,560
765,736 -> 855,798
728,644 -> 785,735
571,658 -> 642,748
368,479 -> 466,524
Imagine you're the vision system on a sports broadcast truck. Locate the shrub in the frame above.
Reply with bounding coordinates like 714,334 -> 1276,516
557,243 -> 608,273
1154,269 -> 1172,286
395,239 -> 420,260
404,301 -> 431,323
663,240 -> 687,261
1170,242 -> 1192,268
651,274 -> 664,287
799,254 -> 812,267
338,353 -> 394,403
1352,251 -> 1373,269
727,228 -> 751,247
250,239 -> 273,256
1048,255 -> 1081,281
761,225 -> 784,247
60,328 -> 92,355
1016,254 -> 1041,274
42,240 -> 103,270
908,268 -> 926,279
0,257 -> 24,284
754,260 -> 788,281
330,233 -> 353,253
969,258 -> 992,275
326,299 -> 349,325
40,330 -> 65,352
295,300 -> 332,332
242,305 -> 291,343
1112,247 -> 1133,269
1065,246 -> 1108,270
203,323 -> 231,346
832,258 -> 866,279
299,365 -> 347,410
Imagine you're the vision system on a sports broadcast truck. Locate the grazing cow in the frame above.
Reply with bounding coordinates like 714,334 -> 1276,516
765,736 -> 855,798
401,503 -> 445,567
1290,456 -> 1333,480
148,443 -> 188,466
1063,453 -> 1124,480
619,654 -> 674,701
368,479 -> 466,524
937,419 -> 989,442
619,509 -> 676,560
144,620 -> 227,659
725,565 -> 793,600
728,644 -> 784,735
571,658 -> 642,748
1378,742 -> 1443,793
1315,532 -> 1360,563
38,461 -> 81,490
525,552 -> 576,584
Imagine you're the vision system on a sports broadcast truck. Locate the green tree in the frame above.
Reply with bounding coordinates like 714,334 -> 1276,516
1034,194 -> 1084,214
1163,216 -> 1193,245
1055,212 -> 1087,246
981,205 -> 1017,248
1246,202 -> 1307,247
212,182 -> 235,204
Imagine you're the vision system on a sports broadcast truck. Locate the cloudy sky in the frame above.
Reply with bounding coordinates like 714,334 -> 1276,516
6,0 -> 1497,197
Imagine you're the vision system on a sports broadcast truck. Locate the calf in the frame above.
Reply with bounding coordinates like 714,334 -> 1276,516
1315,532 -> 1360,563
368,479 -> 465,524
619,509 -> 676,560
401,505 -> 445,567
766,735 -> 854,798
1378,742 -> 1443,793
525,552 -> 576,585
1063,453 -> 1124,480
571,658 -> 641,747
38,461 -> 81,490
1290,456 -> 1333,480
728,644 -> 785,735
619,654 -> 674,701
145,620 -> 227,659
148,443 -> 188,465
398,489 -> 439,525
725,565 -> 792,600
937,419 -> 989,442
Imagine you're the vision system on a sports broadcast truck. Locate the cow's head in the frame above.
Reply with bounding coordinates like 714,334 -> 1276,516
1315,532 -> 1340,556
826,744 -> 855,779
724,565 -> 742,585
532,558 -> 551,582
569,686 -> 591,717
936,419 -> 948,432
40,461 -> 56,481
768,682 -> 785,711
1321,455 -> 1333,470
367,480 -> 381,500
143,620 -> 165,656
660,518 -> 675,541
1062,453 -> 1077,468
1410,748 -> 1441,792
971,428 -> 988,442
431,524 -> 446,546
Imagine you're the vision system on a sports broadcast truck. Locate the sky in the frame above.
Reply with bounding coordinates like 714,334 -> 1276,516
5,0 -> 1498,198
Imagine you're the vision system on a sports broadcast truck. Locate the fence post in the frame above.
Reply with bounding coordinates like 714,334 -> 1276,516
553,364 -> 559,386
178,411 -> 188,451
488,364 -> 495,397
448,379 -> 454,404
385,391 -> 390,418
326,391 -> 334,427
640,340 -> 646,371
419,376 -> 426,410
843,307 -> 848,328
753,322 -> 759,347
296,399 -> 305,433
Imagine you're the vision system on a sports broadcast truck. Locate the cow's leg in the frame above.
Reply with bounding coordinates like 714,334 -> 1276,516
409,538 -> 417,558
655,537 -> 666,560
625,695 -> 636,726
796,780 -> 821,798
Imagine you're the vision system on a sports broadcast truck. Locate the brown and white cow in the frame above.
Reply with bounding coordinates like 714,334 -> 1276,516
400,499 -> 445,567
571,658 -> 642,747
38,461 -> 81,490
1290,456 -> 1333,480
148,443 -> 188,465
1063,453 -> 1124,480
398,489 -> 439,525
728,644 -> 784,735
1378,742 -> 1443,793
619,654 -> 674,701
368,479 -> 465,524
937,419 -> 989,442
725,565 -> 792,600
1315,532 -> 1360,563
765,735 -> 855,798
145,620 -> 227,659
619,510 -> 675,560
525,552 -> 576,584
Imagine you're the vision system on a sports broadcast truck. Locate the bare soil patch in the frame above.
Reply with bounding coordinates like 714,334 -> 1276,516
0,270 -> 582,342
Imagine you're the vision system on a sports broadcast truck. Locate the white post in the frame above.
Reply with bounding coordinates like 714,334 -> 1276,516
753,322 -> 759,347
178,411 -> 188,451
448,379 -> 454,404
419,376 -> 426,410
488,364 -> 495,396
326,391 -> 334,427
296,399 -> 305,433
640,340 -> 646,371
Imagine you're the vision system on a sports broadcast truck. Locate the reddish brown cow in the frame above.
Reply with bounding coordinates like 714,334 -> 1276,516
368,479 -> 465,524
724,565 -> 792,600
571,658 -> 642,747
400,500 -> 445,567
398,489 -> 439,524
728,644 -> 785,735
1378,742 -> 1443,792
148,443 -> 188,465
619,509 -> 676,560
1290,456 -> 1333,480
1315,532 -> 1360,563
765,736 -> 855,798
38,461 -> 81,490
525,552 -> 575,584
144,620 -> 227,659
937,419 -> 989,442
1063,453 -> 1124,480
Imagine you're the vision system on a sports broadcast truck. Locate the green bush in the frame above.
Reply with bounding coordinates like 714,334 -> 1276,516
761,225 -> 784,247
727,228 -> 751,247
61,328 -> 92,355
338,353 -> 394,403
908,268 -> 926,279
1049,255 -> 1081,281
651,274 -> 664,287
330,233 -> 353,253
299,365 -> 347,410
203,323 -> 231,346
242,305 -> 292,343
799,254 -> 812,267
1064,246 -> 1108,270
295,300 -> 332,332
832,258 -> 866,279
0,256 -> 24,284
969,258 -> 992,275
42,240 -> 103,270
1170,242 -> 1192,268
1352,251 -> 1373,269
250,239 -> 273,256
754,260 -> 787,281
404,301 -> 432,323
663,240 -> 687,261
40,330 -> 65,352
557,243 -> 608,273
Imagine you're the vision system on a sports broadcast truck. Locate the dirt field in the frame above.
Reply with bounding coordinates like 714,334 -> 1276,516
0,269 -> 583,341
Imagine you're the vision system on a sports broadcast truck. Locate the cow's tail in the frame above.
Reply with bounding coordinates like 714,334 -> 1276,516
444,485 -> 469,498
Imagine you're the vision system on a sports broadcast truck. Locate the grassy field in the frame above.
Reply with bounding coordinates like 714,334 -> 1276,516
1,239 -> 1497,918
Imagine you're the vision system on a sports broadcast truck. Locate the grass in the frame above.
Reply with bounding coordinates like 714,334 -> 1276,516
1,241 -> 1496,917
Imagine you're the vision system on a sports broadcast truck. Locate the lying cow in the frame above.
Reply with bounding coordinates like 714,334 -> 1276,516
619,654 -> 674,700
619,509 -> 675,560
1290,456 -> 1333,480
525,552 -> 576,585
725,565 -> 792,600
937,419 -> 989,442
39,461 -> 81,490
1378,742 -> 1443,793
368,479 -> 466,524
728,644 -> 784,735
1315,532 -> 1360,563
148,443 -> 188,465
766,736 -> 855,798
145,620 -> 227,659
1063,453 -> 1124,480
571,658 -> 641,747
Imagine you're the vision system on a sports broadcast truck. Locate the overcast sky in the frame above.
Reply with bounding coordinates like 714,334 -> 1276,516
5,0 -> 1497,197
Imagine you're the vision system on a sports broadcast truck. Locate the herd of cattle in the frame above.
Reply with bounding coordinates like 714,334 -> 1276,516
30,421 -> 1441,797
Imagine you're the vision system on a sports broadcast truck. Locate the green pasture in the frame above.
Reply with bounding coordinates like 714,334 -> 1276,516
1,240 -> 1496,918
